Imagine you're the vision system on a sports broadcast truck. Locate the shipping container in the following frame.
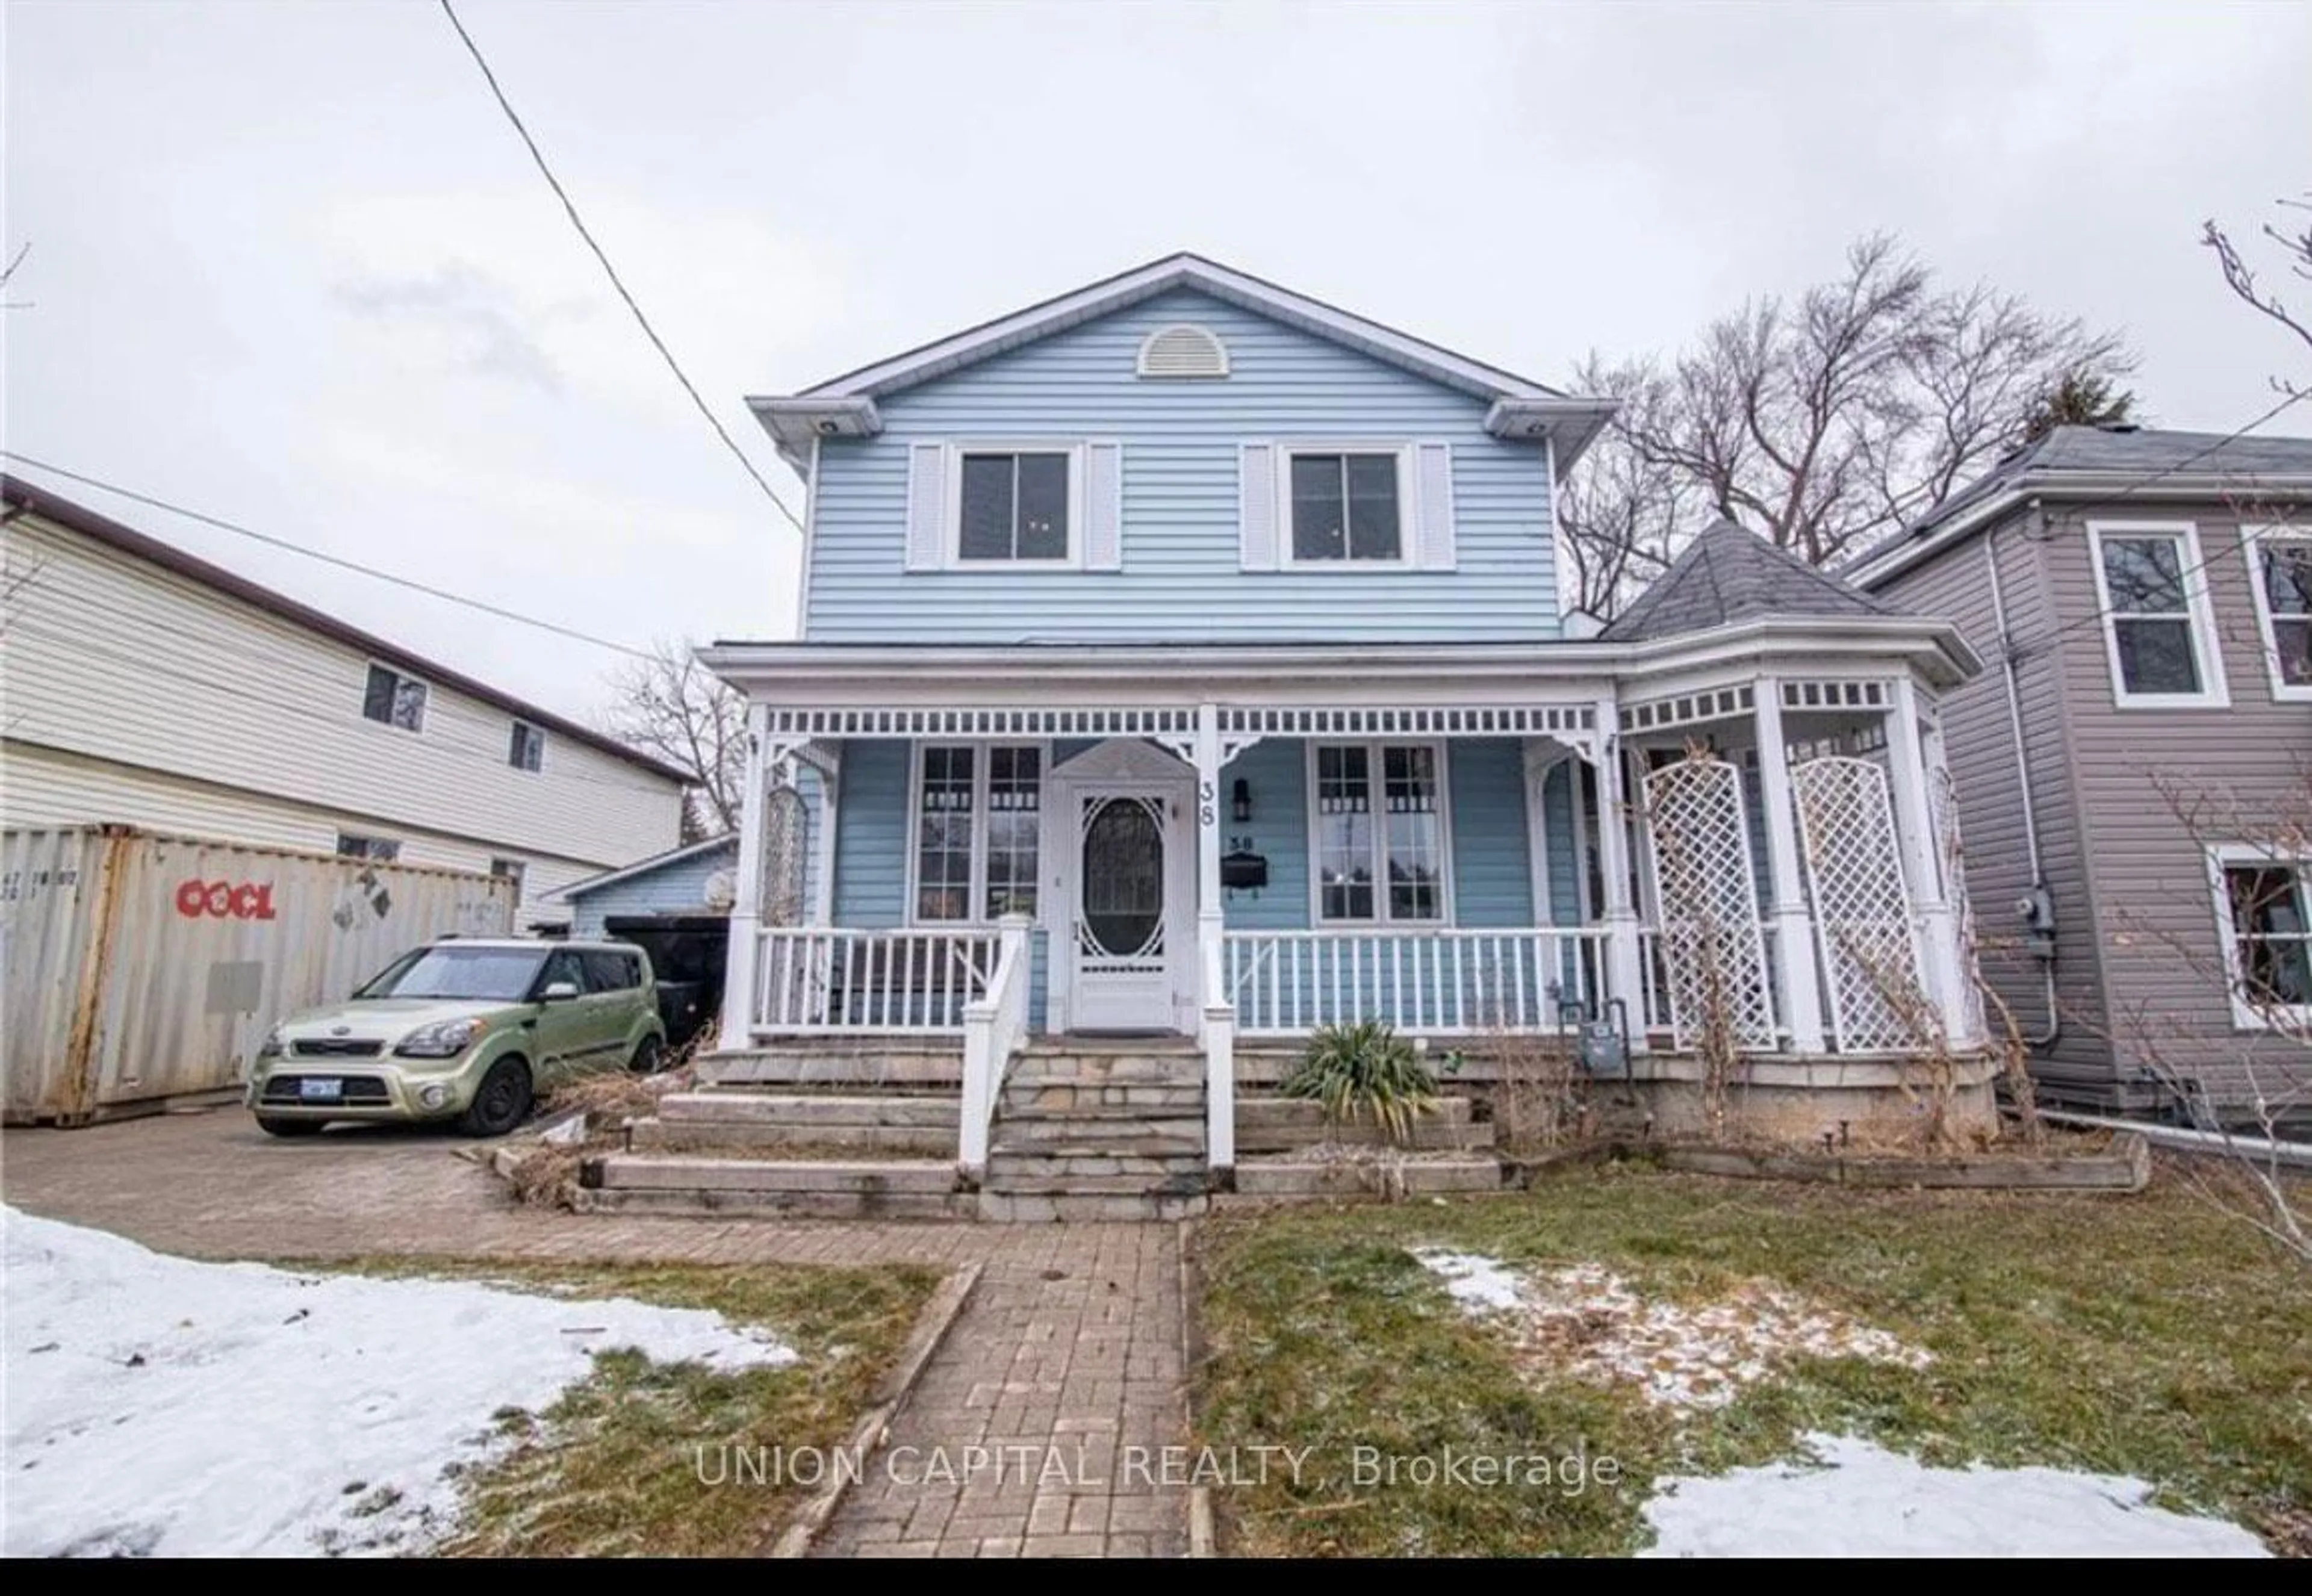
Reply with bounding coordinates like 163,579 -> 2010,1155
2,825 -> 517,1123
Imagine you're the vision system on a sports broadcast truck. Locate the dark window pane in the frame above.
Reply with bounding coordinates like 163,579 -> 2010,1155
1016,454 -> 1070,559
1345,454 -> 1401,560
580,950 -> 635,992
2113,617 -> 2200,695
363,665 -> 397,724
1290,454 -> 1346,561
2265,544 -> 2312,616
508,721 -> 544,771
958,455 -> 1015,561
2102,536 -> 2187,612
2276,619 -> 2312,687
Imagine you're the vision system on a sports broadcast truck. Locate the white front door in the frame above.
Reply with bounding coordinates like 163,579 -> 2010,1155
1070,790 -> 1186,1031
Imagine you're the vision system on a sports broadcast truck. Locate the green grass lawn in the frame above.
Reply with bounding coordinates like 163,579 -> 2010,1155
1195,1162 -> 2311,1557
353,1258 -> 942,1557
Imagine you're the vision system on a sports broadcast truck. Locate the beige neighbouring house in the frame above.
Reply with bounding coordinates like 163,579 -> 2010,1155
1,476 -> 691,926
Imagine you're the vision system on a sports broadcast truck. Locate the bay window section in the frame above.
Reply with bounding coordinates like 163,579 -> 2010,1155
912,744 -> 1042,924
1313,743 -> 1446,924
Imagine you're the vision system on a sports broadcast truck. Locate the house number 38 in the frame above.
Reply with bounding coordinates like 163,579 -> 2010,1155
1198,780 -> 1217,827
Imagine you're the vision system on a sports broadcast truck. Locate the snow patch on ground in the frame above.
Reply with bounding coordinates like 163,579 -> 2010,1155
1412,1249 -> 1929,1412
2,1206 -> 795,1557
1642,1433 -> 2269,1557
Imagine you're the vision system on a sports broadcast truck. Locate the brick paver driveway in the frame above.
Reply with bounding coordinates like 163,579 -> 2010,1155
2,1108 -> 1193,1557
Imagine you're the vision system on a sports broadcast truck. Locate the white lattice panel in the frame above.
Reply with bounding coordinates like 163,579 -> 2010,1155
1930,764 -> 1986,1045
1792,757 -> 1927,1052
1641,756 -> 1777,1051
762,784 -> 807,927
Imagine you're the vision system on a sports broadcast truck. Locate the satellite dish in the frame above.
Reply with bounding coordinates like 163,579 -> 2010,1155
701,869 -> 737,912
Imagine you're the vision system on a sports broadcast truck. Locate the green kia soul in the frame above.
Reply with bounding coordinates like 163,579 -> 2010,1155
246,938 -> 668,1138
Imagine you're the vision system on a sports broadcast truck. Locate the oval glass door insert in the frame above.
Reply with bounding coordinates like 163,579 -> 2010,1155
1081,797 -> 1164,958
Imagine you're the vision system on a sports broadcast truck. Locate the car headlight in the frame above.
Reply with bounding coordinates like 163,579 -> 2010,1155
395,1018 -> 483,1059
256,1024 -> 285,1059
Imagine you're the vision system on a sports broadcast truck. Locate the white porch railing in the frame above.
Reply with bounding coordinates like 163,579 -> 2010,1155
1221,928 -> 1609,1037
754,926 -> 1001,1034
958,915 -> 1033,1176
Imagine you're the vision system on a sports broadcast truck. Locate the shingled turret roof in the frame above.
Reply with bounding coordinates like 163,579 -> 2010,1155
1599,519 -> 1892,642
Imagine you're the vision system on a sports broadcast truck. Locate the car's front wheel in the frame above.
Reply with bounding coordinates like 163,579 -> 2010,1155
458,1058 -> 533,1137
628,1035 -> 666,1075
256,1116 -> 324,1138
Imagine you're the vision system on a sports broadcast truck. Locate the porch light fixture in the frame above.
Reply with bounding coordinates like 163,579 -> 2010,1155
1231,778 -> 1253,823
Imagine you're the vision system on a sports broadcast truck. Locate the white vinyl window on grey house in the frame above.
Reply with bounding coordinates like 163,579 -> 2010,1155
362,663 -> 427,731
2245,527 -> 2312,700
508,719 -> 545,772
959,452 -> 1071,562
1290,452 -> 1403,563
912,745 -> 1042,923
2087,522 -> 2227,707
2212,849 -> 2311,1025
1311,744 -> 1447,924
337,832 -> 400,863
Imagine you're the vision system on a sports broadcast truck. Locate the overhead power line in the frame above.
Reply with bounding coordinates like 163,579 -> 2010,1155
436,0 -> 804,534
2,453 -> 655,661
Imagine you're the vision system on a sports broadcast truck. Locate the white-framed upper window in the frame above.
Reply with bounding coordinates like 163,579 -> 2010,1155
1286,448 -> 1409,567
2086,521 -> 2228,709
910,743 -> 1045,924
952,446 -> 1082,566
337,832 -> 401,863
508,719 -> 546,772
2207,844 -> 2312,1030
362,662 -> 428,732
2243,525 -> 2312,701
489,857 -> 527,896
1308,742 -> 1450,924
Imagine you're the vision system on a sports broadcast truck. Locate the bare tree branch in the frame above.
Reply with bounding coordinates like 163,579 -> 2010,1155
1564,233 -> 2136,613
2204,194 -> 2312,399
603,638 -> 746,840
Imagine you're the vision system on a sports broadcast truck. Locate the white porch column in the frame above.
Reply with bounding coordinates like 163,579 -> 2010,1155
1193,702 -> 1234,1170
1752,678 -> 1829,1053
1590,700 -> 1649,1054
1885,678 -> 1969,1048
717,701 -> 772,1049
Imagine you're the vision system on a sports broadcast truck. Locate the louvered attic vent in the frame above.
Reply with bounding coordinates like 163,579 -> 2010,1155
1136,323 -> 1229,379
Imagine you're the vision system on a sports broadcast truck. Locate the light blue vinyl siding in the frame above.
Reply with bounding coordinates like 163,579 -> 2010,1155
1539,760 -> 1580,925
805,288 -> 1560,644
565,840 -> 737,939
1447,740 -> 1535,928
1214,739 -> 1310,931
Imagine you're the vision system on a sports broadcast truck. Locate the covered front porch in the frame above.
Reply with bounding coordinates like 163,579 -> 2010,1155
701,625 -> 1981,1173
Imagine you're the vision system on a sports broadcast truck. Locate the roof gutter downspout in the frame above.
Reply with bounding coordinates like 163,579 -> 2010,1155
1986,511 -> 2060,1051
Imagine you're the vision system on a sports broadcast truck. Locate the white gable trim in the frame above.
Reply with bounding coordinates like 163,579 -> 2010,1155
551,834 -> 738,902
791,254 -> 1564,405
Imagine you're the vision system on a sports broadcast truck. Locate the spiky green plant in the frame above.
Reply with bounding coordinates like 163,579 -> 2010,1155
1281,1020 -> 1438,1143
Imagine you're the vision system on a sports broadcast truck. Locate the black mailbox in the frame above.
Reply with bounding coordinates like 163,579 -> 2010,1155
1220,851 -> 1269,890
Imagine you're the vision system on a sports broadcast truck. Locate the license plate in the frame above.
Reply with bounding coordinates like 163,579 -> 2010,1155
299,1077 -> 343,1101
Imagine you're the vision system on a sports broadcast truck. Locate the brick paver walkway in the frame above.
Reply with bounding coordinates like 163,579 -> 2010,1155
2,1108 -> 1192,1557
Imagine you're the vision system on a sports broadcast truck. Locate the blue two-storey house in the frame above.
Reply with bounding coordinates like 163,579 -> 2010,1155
700,255 -> 1986,1187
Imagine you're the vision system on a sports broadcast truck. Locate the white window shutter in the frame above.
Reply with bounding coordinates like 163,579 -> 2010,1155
1083,441 -> 1123,571
1411,441 -> 1456,570
904,442 -> 947,571
1238,442 -> 1279,571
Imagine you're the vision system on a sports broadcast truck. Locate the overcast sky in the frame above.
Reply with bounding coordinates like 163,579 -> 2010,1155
7,1 -> 2308,726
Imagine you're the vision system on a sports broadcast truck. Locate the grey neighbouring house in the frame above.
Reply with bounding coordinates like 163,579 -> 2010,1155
1850,424 -> 2312,1129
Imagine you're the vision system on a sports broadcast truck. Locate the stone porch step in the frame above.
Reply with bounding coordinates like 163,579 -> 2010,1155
990,1124 -> 1205,1158
700,1042 -> 963,1091
1006,1055 -> 1204,1087
977,1191 -> 1208,1223
985,1152 -> 1207,1182
1001,1083 -> 1205,1114
1234,1096 -> 1495,1153
579,1152 -> 969,1219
